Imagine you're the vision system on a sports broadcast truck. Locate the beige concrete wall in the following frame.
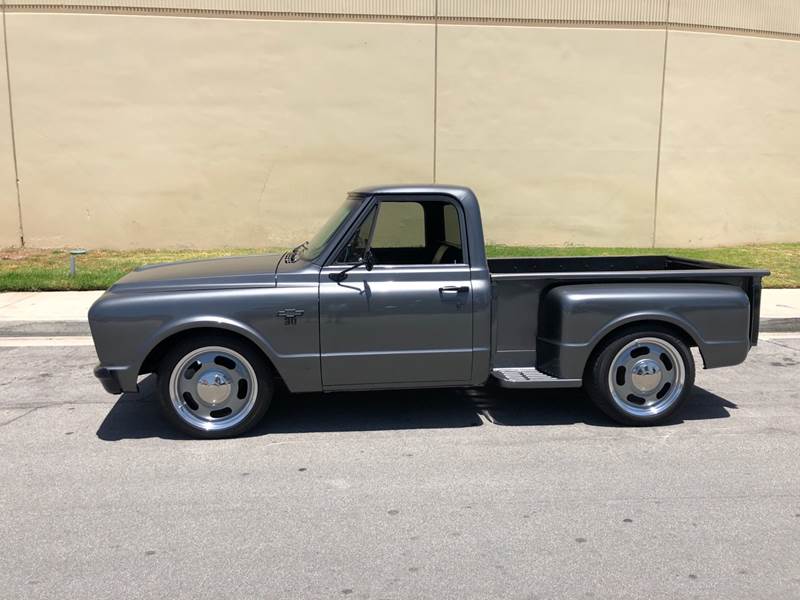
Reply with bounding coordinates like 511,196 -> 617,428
436,25 -> 664,246
7,13 -> 434,248
1,6 -> 799,249
0,20 -> 20,247
656,31 -> 800,246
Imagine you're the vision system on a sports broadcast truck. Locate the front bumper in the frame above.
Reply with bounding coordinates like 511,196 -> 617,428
93,364 -> 123,395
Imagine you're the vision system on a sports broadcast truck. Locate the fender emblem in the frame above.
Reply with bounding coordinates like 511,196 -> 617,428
277,308 -> 304,325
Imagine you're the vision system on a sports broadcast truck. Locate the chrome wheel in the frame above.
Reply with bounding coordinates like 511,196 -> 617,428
607,337 -> 685,418
168,346 -> 258,432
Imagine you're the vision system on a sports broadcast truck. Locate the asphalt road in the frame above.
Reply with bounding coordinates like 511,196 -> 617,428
1,335 -> 799,600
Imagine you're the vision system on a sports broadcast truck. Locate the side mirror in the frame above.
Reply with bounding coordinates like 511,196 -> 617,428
329,250 -> 375,283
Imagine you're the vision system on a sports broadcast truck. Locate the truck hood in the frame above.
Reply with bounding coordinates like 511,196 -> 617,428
109,253 -> 284,292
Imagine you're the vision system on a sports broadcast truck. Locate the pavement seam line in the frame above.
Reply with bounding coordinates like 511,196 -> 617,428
763,338 -> 800,352
0,406 -> 39,427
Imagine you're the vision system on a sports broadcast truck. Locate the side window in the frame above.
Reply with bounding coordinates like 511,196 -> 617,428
335,198 -> 466,266
430,202 -> 464,264
443,204 -> 461,247
336,207 -> 376,264
371,202 -> 425,248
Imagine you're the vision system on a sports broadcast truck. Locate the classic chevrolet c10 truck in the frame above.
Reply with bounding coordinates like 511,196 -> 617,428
89,185 -> 768,438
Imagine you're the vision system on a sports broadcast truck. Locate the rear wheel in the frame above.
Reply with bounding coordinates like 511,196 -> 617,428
157,334 -> 272,438
585,326 -> 695,425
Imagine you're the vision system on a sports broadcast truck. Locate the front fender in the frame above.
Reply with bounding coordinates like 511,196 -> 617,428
89,286 -> 321,393
537,283 -> 751,379
138,315 -> 280,367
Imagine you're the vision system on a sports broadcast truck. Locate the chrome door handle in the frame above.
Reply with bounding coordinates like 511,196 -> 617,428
439,286 -> 469,293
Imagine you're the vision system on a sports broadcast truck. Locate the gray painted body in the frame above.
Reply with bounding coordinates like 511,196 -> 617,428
89,185 -> 768,396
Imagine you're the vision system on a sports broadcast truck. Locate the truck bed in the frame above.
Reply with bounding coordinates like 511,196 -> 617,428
487,255 -> 769,376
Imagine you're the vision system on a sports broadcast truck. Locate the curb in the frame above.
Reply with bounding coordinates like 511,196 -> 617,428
1,318 -> 798,338
759,317 -> 800,333
0,321 -> 90,337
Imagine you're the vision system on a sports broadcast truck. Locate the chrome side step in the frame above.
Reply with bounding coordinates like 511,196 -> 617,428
491,367 -> 582,389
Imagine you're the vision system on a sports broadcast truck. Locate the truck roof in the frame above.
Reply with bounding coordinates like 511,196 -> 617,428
350,183 -> 475,197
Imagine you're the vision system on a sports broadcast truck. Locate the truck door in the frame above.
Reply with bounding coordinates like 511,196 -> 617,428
319,195 -> 473,388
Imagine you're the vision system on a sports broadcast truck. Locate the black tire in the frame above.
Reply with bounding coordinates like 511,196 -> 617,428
584,325 -> 695,426
157,333 -> 273,439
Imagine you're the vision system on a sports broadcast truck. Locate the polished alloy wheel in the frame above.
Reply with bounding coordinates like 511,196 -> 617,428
606,337 -> 685,418
168,346 -> 258,431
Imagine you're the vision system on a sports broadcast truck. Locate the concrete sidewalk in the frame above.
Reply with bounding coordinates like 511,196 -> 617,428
1,289 -> 800,336
0,291 -> 103,336
0,291 -> 104,321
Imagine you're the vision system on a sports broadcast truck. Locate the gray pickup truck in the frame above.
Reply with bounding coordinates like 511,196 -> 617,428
90,185 -> 768,438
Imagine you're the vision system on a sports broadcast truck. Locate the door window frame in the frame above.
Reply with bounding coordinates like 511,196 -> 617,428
323,193 -> 471,269
332,203 -> 381,266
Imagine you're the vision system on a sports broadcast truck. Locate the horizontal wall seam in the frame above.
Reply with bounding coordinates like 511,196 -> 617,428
8,5 -> 437,22
5,5 -> 800,40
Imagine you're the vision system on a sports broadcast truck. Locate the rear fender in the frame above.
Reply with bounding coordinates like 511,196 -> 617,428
537,283 -> 751,379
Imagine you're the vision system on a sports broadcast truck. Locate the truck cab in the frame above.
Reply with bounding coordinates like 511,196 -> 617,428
311,186 -> 490,389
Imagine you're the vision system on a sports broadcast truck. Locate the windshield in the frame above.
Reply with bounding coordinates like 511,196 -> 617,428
301,195 -> 364,261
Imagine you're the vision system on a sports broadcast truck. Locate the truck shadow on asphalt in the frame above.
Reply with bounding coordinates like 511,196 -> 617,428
96,375 -> 738,441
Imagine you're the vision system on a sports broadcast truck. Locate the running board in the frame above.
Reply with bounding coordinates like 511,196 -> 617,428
491,367 -> 582,389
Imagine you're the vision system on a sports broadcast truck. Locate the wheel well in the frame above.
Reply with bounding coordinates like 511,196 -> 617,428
139,327 -> 276,376
586,319 -> 699,372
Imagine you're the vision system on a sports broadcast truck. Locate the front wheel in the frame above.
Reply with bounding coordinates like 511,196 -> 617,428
157,334 -> 273,439
584,326 -> 695,426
